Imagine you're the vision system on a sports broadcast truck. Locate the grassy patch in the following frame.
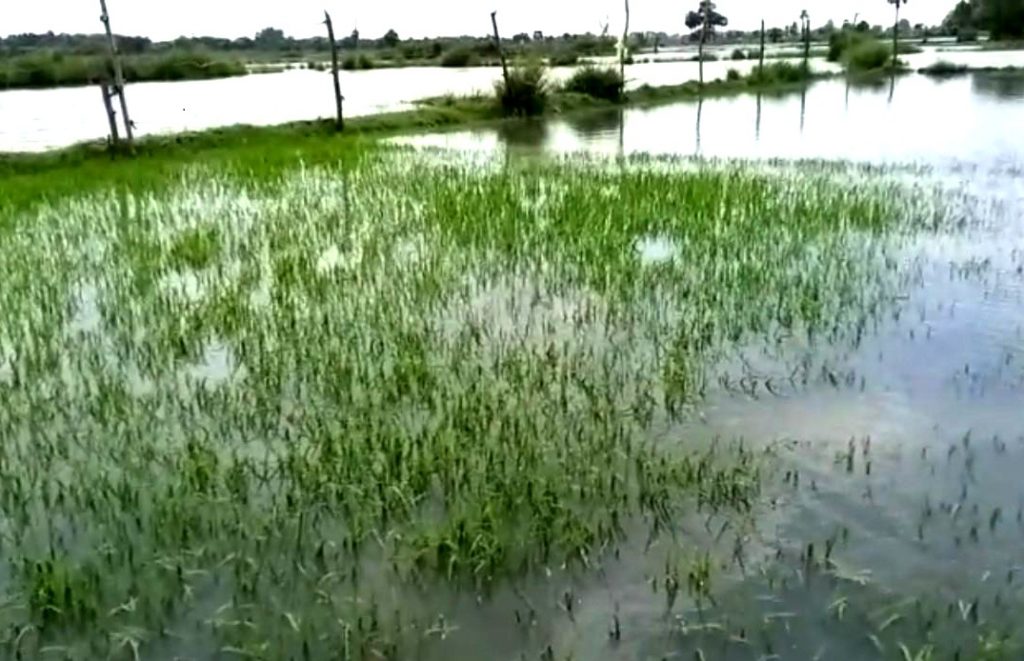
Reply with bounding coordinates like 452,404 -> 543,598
563,65 -> 624,102
0,50 -> 247,89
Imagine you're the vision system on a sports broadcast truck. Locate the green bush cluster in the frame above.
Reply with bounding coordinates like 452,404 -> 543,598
341,53 -> 375,70
549,51 -> 580,67
0,50 -> 247,89
746,61 -> 811,85
441,47 -> 478,67
563,65 -> 623,102
495,62 -> 548,116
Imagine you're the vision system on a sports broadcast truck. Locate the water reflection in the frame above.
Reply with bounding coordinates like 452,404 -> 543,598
972,70 -> 1024,100
396,71 -> 1024,166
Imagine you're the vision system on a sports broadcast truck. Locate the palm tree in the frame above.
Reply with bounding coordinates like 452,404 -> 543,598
889,0 -> 907,66
685,1 -> 728,86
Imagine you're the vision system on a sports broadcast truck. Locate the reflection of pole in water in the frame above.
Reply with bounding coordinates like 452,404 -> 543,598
845,76 -> 851,111
695,97 -> 704,155
618,109 -> 625,159
755,91 -> 762,141
888,72 -> 896,104
799,86 -> 807,134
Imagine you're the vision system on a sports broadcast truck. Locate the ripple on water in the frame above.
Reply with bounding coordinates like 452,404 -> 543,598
634,234 -> 681,266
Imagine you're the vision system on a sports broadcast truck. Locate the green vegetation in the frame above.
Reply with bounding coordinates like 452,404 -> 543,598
440,47 -> 478,67
495,62 -> 549,116
563,65 -> 624,102
549,50 -> 580,66
945,0 -> 1024,40
844,39 -> 895,72
919,60 -> 970,75
0,124 -> 948,656
0,50 -> 247,89
341,52 -> 376,70
746,60 -> 813,85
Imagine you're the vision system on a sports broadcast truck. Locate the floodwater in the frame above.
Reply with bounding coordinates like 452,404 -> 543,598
397,70 -> 1024,167
398,66 -> 1024,658
2,43 -> 1024,152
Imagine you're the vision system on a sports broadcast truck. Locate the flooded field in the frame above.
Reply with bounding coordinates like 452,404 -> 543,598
3,125 -> 1023,658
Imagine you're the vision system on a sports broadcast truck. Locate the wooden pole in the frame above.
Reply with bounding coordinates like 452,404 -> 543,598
620,0 -> 630,98
324,11 -> 344,130
491,11 -> 509,87
759,20 -> 766,75
99,0 -> 133,147
892,0 -> 901,67
100,83 -> 120,146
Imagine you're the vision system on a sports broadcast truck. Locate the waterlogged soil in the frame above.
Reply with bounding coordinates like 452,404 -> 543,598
1,147 -> 1022,659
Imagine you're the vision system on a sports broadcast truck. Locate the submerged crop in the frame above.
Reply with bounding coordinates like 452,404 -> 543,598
0,147 -> 950,658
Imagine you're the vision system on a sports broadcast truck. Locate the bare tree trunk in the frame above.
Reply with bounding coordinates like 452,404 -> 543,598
759,20 -> 766,75
698,22 -> 707,86
803,16 -> 811,67
892,3 -> 900,67
324,11 -> 344,131
100,83 -> 119,146
99,0 -> 133,148
620,0 -> 630,98
491,11 -> 509,88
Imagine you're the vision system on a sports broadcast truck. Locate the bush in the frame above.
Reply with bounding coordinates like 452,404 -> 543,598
441,47 -> 477,67
919,60 -> 968,76
956,28 -> 979,43
828,30 -> 870,62
726,68 -> 742,82
341,53 -> 375,70
495,62 -> 548,117
730,48 -> 747,60
844,39 -> 892,72
746,61 -> 810,85
563,65 -> 624,101
549,51 -> 579,67
688,54 -> 720,62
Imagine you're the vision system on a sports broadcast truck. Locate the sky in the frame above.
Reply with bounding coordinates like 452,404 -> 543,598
2,1 -> 958,41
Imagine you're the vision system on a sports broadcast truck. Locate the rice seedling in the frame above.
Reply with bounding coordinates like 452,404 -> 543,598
0,142 -> 970,658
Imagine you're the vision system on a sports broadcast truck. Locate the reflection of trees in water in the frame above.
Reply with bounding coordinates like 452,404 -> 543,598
563,108 -> 623,137
971,71 -> 1024,100
496,119 -> 549,148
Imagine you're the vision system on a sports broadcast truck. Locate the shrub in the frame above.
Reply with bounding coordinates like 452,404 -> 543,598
919,60 -> 968,76
730,48 -> 747,60
844,39 -> 892,72
828,30 -> 870,62
563,65 -> 624,101
688,54 -> 720,62
956,28 -> 979,43
441,48 -> 477,67
495,62 -> 548,117
549,51 -> 579,67
341,53 -> 375,70
746,61 -> 810,85
726,68 -> 742,82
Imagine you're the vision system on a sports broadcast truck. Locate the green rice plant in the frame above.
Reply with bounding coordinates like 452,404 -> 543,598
0,140 -> 958,659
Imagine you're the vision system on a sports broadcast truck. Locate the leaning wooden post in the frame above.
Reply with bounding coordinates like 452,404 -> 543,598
324,11 -> 344,130
100,83 -> 120,146
99,0 -> 133,147
620,0 -> 630,97
759,20 -> 766,74
491,11 -> 509,88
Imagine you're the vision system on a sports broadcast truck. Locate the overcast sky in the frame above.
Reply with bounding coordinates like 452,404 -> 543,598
3,1 -> 957,41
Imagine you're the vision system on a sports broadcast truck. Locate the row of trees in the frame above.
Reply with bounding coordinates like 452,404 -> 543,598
944,0 -> 1024,39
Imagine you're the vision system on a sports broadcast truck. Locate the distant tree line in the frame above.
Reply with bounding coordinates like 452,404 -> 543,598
944,0 -> 1024,40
